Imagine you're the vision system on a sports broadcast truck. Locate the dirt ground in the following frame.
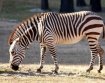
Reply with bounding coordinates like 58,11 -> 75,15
0,20 -> 105,66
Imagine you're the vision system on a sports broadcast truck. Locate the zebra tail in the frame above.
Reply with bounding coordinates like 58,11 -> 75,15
102,24 -> 105,39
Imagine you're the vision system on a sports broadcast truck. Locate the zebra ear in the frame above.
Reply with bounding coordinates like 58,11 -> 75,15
8,37 -> 13,45
8,38 -> 20,45
16,37 -> 22,46
14,38 -> 20,45
15,38 -> 20,42
9,41 -> 13,45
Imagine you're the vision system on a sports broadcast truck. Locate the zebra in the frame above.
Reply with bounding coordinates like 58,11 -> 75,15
8,11 -> 104,74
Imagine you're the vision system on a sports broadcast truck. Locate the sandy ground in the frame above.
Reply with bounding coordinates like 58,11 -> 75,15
0,20 -> 105,65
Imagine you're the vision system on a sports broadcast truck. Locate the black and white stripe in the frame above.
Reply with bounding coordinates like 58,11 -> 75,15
9,11 -> 104,73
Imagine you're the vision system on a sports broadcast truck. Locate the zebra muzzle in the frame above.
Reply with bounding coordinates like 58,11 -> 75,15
11,64 -> 19,71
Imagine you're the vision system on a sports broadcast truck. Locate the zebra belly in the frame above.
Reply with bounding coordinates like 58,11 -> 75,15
55,35 -> 84,45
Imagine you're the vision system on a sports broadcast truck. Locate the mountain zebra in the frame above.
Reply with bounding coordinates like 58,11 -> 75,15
8,11 -> 104,74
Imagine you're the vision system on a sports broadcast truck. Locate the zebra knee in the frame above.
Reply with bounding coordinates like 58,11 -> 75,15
96,45 -> 104,73
98,47 -> 104,56
96,44 -> 104,55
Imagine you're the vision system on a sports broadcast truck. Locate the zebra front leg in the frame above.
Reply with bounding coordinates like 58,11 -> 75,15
37,45 -> 46,73
97,45 -> 104,73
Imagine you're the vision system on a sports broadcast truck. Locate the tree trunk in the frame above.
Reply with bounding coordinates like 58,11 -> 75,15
0,0 -> 3,12
76,0 -> 87,7
90,0 -> 102,12
60,0 -> 74,13
41,0 -> 49,10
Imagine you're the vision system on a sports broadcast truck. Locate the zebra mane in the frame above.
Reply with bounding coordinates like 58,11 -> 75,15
8,13 -> 47,45
8,20 -> 32,45
8,13 -> 44,45
8,23 -> 21,45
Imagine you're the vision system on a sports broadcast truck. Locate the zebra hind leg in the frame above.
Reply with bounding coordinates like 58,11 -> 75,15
86,51 -> 96,73
86,40 -> 98,73
48,44 -> 59,74
37,45 -> 46,73
97,45 -> 104,73
86,43 -> 104,73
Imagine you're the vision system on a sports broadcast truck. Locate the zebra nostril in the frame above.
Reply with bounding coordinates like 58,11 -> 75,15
11,64 -> 19,71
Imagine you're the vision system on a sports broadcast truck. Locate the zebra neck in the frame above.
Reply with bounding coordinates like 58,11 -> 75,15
19,25 -> 39,48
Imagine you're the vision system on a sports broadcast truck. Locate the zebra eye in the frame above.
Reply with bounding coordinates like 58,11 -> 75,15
11,51 -> 16,55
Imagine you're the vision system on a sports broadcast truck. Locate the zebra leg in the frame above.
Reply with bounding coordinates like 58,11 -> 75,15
96,45 -> 104,73
47,44 -> 59,74
37,44 -> 46,73
86,40 -> 98,73
87,50 -> 97,73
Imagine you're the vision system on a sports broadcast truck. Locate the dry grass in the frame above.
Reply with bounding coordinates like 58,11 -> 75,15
0,64 -> 105,83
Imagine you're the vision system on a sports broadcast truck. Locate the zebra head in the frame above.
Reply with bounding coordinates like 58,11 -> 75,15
9,38 -> 25,71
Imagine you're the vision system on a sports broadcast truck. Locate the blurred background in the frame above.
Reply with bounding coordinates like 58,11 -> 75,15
0,0 -> 105,65
0,0 -> 105,21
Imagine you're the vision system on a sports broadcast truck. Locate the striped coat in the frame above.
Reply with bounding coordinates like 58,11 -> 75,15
8,11 -> 104,73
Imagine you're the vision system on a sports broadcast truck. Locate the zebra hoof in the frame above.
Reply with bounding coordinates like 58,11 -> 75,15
52,70 -> 58,75
98,70 -> 101,73
86,67 -> 93,73
86,69 -> 90,73
36,69 -> 41,73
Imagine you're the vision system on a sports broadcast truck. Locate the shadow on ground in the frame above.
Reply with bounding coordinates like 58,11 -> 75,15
0,70 -> 76,77
0,69 -> 105,81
